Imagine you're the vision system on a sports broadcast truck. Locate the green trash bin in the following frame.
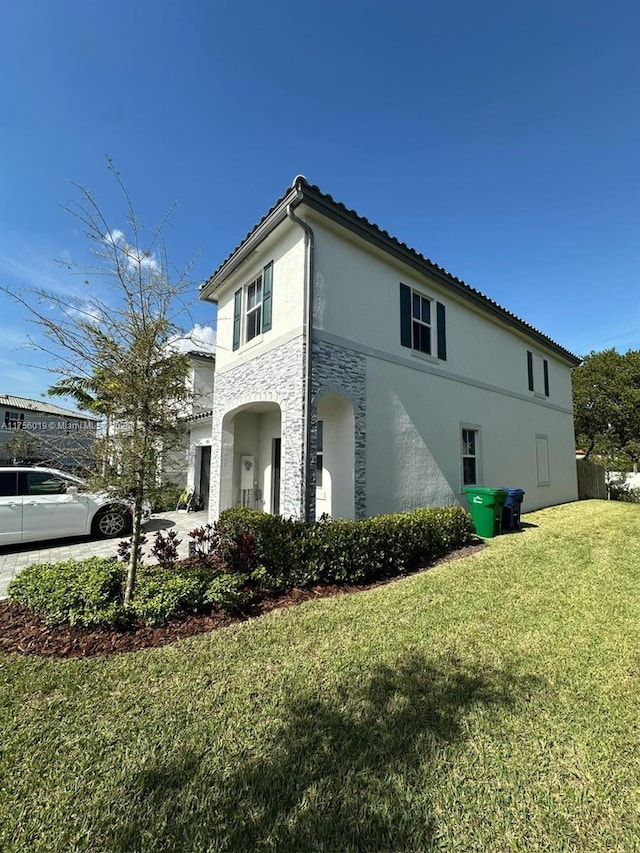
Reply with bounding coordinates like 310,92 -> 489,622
464,487 -> 508,538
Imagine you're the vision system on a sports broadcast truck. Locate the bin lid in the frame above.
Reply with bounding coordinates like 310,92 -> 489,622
464,487 -> 509,496
500,488 -> 525,497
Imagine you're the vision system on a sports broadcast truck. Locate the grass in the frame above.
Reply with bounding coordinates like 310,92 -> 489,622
1,500 -> 640,851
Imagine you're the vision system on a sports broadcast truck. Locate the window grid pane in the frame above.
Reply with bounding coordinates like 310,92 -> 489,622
412,293 -> 421,319
463,458 -> 476,485
246,275 -> 263,343
411,291 -> 431,354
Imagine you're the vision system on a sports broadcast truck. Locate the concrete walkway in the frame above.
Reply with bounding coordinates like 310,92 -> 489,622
0,510 -> 209,599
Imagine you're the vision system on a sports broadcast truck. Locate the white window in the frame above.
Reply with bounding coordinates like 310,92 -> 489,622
412,291 -> 432,355
316,420 -> 324,488
232,262 -> 273,352
527,351 -> 550,397
461,426 -> 480,486
246,274 -> 263,343
535,434 -> 550,485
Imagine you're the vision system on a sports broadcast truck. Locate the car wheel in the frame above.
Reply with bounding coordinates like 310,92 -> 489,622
92,506 -> 132,539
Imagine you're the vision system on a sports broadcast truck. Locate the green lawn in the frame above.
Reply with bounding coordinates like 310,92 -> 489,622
2,500 -> 640,852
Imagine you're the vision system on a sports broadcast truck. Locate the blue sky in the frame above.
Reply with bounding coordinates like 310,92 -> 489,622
0,0 -> 638,407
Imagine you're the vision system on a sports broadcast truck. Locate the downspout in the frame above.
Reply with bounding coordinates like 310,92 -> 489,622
287,197 -> 315,523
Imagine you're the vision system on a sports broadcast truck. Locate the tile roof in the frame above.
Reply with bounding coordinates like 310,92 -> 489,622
202,177 -> 580,366
186,350 -> 216,362
0,395 -> 99,420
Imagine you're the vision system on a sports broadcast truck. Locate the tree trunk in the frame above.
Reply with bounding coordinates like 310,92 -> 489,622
124,500 -> 144,604
102,414 -> 111,478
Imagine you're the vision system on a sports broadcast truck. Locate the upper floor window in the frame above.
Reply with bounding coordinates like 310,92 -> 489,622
412,292 -> 432,355
246,275 -> 263,342
400,283 -> 447,361
527,351 -> 549,397
233,261 -> 273,351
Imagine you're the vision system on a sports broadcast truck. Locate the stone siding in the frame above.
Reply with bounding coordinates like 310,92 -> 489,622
209,335 -> 306,519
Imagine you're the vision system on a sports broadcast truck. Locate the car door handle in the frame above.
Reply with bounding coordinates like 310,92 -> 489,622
25,501 -> 37,506
6,501 -> 16,506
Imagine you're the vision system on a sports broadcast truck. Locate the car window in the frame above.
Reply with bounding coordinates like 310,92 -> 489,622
25,472 -> 68,496
0,471 -> 18,497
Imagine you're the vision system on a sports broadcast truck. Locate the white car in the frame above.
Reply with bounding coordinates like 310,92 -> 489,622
0,467 -> 135,547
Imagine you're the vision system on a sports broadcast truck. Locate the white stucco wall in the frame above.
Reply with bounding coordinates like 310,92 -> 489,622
315,394 -> 355,519
211,221 -> 306,374
309,215 -> 573,405
190,362 -> 215,415
366,357 -> 577,514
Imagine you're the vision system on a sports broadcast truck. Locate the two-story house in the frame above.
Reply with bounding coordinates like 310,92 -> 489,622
200,177 -> 580,521
147,350 -> 216,506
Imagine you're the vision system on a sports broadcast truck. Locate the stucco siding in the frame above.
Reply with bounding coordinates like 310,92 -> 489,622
214,221 -> 305,373
365,355 -> 577,516
310,216 -> 574,404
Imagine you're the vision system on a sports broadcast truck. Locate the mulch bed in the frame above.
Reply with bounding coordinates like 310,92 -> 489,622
0,543 -> 484,659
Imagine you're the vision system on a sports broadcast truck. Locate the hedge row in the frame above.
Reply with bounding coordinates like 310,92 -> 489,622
217,505 -> 475,589
8,505 -> 475,628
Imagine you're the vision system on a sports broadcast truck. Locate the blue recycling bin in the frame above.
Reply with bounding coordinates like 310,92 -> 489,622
501,488 -> 525,531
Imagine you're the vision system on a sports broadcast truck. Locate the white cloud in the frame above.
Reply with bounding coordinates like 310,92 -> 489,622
168,324 -> 216,354
136,252 -> 160,273
103,229 -> 125,247
103,228 -> 161,274
63,301 -> 105,326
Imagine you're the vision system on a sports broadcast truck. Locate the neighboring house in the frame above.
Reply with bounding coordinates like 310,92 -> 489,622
200,177 -> 580,521
0,395 -> 98,471
159,351 -> 215,507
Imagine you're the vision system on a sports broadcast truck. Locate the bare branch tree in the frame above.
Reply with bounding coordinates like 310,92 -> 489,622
1,161 -> 198,603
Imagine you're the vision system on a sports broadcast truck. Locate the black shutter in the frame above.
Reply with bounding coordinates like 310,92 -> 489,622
400,283 -> 412,348
262,262 -> 273,333
232,289 -> 242,351
527,351 -> 534,391
543,359 -> 549,396
436,302 -> 447,361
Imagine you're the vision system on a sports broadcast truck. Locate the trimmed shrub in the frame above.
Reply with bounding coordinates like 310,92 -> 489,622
300,506 -> 475,586
204,573 -> 252,611
216,508 -> 304,585
132,565 -> 209,626
216,505 -> 475,590
8,557 -> 127,628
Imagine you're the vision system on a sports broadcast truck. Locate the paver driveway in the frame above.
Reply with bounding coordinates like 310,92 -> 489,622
0,510 -> 209,599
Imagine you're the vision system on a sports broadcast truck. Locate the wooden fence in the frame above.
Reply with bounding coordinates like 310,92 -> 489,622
576,459 -> 607,500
